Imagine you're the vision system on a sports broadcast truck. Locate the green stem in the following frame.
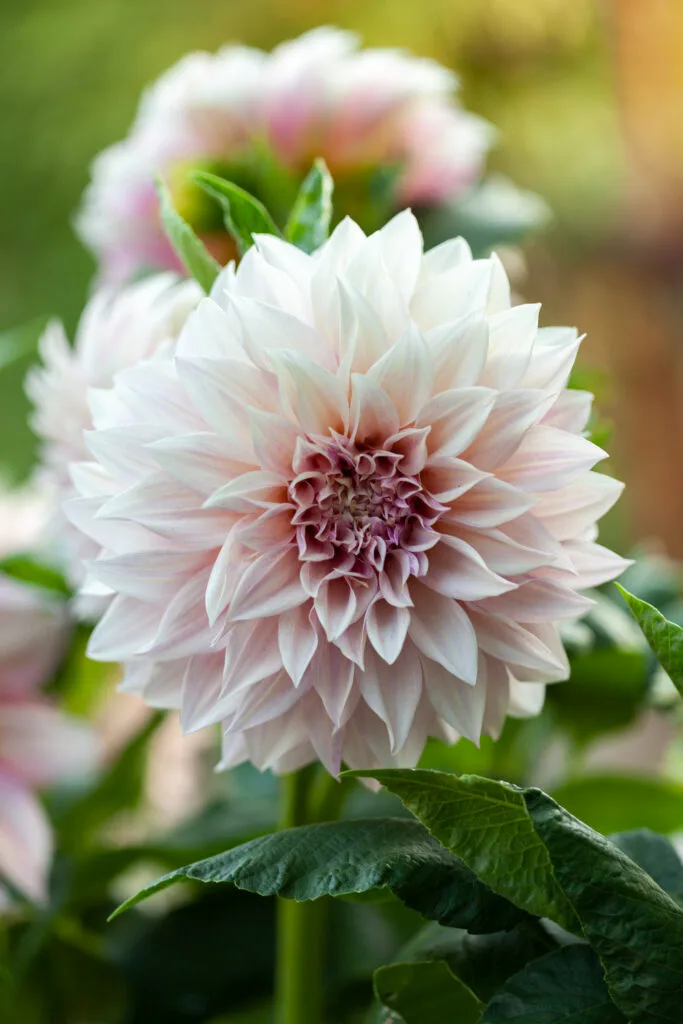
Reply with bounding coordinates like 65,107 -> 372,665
275,767 -> 329,1024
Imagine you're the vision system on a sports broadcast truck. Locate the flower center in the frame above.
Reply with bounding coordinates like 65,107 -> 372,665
289,435 -> 446,576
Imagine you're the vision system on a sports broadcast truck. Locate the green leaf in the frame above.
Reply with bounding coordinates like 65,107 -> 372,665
616,583 -> 683,695
482,945 -> 626,1023
351,770 -> 683,1023
549,648 -> 647,744
0,316 -> 47,372
345,771 -> 578,931
109,817 -> 525,933
284,158 -> 334,253
373,960 -> 482,1024
0,555 -> 70,596
610,829 -> 683,903
192,171 -> 281,256
156,178 -> 220,292
400,919 -> 556,1002
552,776 -> 683,836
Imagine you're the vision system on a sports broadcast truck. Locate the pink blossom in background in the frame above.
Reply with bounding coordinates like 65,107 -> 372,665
26,274 -> 201,612
76,27 -> 494,284
67,213 -> 628,774
0,498 -> 95,907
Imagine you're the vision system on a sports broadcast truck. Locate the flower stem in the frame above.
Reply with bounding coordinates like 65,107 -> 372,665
275,767 -> 329,1024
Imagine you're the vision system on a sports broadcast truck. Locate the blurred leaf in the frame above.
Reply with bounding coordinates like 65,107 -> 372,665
156,178 -> 220,292
399,919 -> 555,1002
420,174 -> 550,255
617,583 -> 683,696
610,829 -> 683,903
351,769 -> 683,1022
0,554 -> 70,596
0,316 -> 47,372
48,622 -> 116,716
373,960 -> 482,1023
549,648 -> 647,743
482,945 -> 626,1023
285,158 -> 334,253
111,817 -> 525,933
193,172 -> 281,256
552,776 -> 683,837
54,712 -> 164,850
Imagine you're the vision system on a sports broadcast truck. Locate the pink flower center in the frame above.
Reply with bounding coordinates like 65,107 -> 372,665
289,435 -> 447,578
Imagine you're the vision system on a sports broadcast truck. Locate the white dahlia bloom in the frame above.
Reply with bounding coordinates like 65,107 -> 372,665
68,213 -> 628,773
26,274 -> 201,607
76,26 -> 493,284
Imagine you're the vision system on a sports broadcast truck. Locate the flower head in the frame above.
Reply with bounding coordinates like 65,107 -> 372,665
70,212 -> 628,774
0,493 -> 95,907
26,274 -> 201,610
76,27 -> 493,283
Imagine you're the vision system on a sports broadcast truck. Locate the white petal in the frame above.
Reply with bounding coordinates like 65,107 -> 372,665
500,427 -> 607,493
361,644 -> 422,752
279,603 -> 318,685
423,656 -> 486,743
228,548 -> 307,621
425,534 -> 515,600
407,581 -> 478,684
349,373 -> 400,445
417,387 -> 496,458
367,323 -> 434,427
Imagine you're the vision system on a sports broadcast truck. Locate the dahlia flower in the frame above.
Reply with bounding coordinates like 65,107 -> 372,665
69,212 -> 628,774
26,274 -> 201,607
0,499 -> 94,906
76,27 -> 493,284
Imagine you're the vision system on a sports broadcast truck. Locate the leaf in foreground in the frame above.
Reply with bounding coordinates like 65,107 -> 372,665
373,960 -> 482,1024
109,817 -> 524,934
482,945 -> 626,1023
350,769 -> 683,1023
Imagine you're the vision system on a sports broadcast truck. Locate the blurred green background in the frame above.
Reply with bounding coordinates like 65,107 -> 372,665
2,0 -> 683,555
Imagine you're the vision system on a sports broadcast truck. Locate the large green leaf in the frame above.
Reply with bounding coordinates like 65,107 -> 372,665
346,772 -> 578,931
610,830 -> 683,903
617,583 -> 683,696
156,178 -> 220,292
110,817 -> 525,933
552,776 -> 683,836
351,770 -> 683,1023
373,960 -> 482,1024
193,172 -> 281,256
399,920 -> 556,1002
284,158 -> 333,253
482,945 -> 626,1023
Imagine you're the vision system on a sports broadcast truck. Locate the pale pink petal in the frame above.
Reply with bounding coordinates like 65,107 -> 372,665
278,603 -> 318,685
361,644 -> 422,752
417,387 -> 496,458
408,581 -> 478,684
423,656 -> 486,744
425,534 -> 515,600
228,548 -> 307,621
366,600 -> 410,664
0,773 -> 52,903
